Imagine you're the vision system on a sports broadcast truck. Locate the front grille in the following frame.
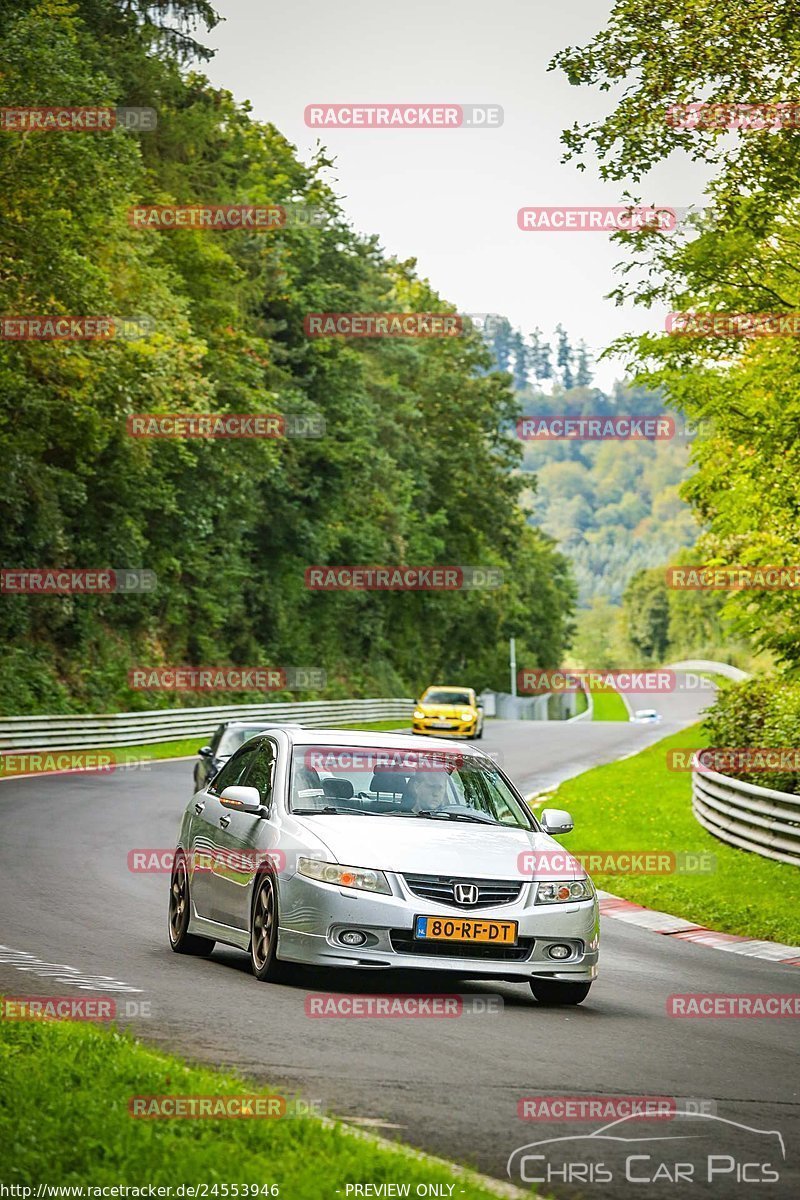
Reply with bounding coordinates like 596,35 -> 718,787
390,929 -> 534,961
402,873 -> 523,909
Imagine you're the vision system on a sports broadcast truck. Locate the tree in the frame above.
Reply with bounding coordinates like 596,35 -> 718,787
529,327 -> 554,381
622,569 -> 671,662
575,340 -> 593,386
488,316 -> 513,373
0,0 -> 578,711
555,324 -> 574,389
509,329 -> 529,391
569,597 -> 627,671
550,0 -> 800,668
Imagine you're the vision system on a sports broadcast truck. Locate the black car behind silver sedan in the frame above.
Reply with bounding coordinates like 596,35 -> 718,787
194,720 -> 304,791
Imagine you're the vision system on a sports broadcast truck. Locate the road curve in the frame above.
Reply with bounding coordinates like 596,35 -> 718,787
1,677 -> 797,1199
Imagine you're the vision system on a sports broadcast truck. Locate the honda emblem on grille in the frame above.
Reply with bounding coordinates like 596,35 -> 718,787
453,882 -> 479,905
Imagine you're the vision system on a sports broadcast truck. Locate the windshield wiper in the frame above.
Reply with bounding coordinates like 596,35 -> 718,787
428,811 -> 504,826
385,809 -> 504,826
293,806 -> 368,815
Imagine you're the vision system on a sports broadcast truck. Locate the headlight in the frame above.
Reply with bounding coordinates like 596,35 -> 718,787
414,709 -> 426,719
460,710 -> 474,721
297,857 -> 391,895
536,879 -> 594,904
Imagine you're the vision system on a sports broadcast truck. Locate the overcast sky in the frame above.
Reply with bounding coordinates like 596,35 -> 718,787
204,0 -> 710,389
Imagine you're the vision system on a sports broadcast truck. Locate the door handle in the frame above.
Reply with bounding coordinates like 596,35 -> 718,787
194,802 -> 205,815
219,815 -> 231,828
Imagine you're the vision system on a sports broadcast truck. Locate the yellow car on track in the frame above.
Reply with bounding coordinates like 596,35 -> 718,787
412,685 -> 484,739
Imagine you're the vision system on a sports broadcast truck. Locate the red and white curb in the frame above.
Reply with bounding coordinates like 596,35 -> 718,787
597,890 -> 800,966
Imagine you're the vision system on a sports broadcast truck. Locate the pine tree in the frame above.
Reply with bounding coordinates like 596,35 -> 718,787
556,325 -> 574,390
529,327 -> 554,381
576,340 -> 593,386
510,329 -> 529,391
491,317 -> 513,372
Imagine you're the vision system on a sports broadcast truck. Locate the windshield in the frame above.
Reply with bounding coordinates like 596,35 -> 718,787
422,690 -> 472,706
289,744 -> 532,829
217,727 -> 269,756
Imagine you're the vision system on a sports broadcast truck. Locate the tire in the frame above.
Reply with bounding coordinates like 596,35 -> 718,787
250,873 -> 288,982
530,979 -> 592,1006
169,852 -> 216,956
475,718 -> 484,740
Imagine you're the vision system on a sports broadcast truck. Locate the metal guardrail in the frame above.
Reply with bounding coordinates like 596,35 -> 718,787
0,699 -> 414,752
568,689 -> 593,722
479,688 -> 589,721
692,756 -> 800,867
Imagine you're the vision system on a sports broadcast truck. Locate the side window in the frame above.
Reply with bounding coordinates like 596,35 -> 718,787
244,742 -> 275,806
209,744 -> 258,795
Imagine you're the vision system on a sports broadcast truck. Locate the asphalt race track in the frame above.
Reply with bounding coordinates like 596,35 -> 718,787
1,678 -> 798,1199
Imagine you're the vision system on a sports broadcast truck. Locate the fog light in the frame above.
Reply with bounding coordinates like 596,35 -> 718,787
547,943 -> 571,959
340,929 -> 368,947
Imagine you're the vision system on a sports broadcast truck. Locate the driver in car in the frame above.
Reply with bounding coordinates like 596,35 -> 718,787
404,771 -> 450,813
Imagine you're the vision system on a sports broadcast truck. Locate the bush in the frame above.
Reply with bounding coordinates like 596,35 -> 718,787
702,675 -> 800,794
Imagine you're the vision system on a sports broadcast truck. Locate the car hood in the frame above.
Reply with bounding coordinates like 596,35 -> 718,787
290,815 -> 585,879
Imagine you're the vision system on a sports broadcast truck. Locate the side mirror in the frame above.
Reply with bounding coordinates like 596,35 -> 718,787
198,746 -> 213,758
219,785 -> 266,816
540,807 -> 574,836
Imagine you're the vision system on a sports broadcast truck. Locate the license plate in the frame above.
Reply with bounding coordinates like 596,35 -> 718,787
431,720 -> 452,728
414,916 -> 518,944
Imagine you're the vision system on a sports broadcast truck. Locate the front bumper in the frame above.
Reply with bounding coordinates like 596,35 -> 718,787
276,873 -> 599,981
412,718 -> 477,738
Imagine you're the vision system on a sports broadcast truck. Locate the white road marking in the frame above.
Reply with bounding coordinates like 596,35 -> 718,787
0,944 -> 143,992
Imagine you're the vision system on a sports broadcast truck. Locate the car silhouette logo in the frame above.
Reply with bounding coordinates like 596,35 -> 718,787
507,1110 -> 786,1181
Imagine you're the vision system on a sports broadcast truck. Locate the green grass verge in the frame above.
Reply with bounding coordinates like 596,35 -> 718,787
549,723 -> 800,945
0,1017 -> 511,1196
589,686 -> 629,722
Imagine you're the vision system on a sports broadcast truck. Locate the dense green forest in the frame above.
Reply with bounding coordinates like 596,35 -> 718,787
0,0 -> 576,714
516,377 -> 698,607
480,320 -> 699,604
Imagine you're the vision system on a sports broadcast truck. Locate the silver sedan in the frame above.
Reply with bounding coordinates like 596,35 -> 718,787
168,728 -> 599,1005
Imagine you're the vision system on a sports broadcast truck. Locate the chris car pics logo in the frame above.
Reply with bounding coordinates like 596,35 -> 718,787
507,1111 -> 784,1187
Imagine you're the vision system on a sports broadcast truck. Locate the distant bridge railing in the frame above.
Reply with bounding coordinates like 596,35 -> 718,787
665,658 -> 749,682
0,699 -> 414,752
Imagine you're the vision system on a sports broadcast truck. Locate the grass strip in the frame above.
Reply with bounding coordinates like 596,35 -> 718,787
551,723 -> 800,945
0,1016 -> 523,1197
589,685 -> 628,722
